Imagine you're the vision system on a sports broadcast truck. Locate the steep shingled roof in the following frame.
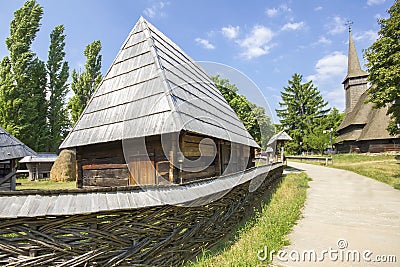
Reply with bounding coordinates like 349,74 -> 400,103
0,127 -> 36,161
343,31 -> 368,82
336,91 -> 399,142
60,17 -> 258,149
267,131 -> 292,146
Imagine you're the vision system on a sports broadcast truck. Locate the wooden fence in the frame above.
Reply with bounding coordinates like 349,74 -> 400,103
0,164 -> 283,266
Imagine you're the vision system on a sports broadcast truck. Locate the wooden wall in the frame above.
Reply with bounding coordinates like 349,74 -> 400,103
76,132 -> 256,187
0,159 -> 16,191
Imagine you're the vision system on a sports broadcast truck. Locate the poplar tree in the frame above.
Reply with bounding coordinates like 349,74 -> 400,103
47,25 -> 70,151
68,40 -> 102,124
0,0 -> 48,151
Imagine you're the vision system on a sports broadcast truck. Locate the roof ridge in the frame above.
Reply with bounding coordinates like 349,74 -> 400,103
141,18 -> 184,131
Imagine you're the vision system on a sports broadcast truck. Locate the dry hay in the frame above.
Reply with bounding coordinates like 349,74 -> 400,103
50,149 -> 76,182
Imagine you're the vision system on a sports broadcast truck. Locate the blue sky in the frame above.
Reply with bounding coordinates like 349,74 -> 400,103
0,0 -> 394,124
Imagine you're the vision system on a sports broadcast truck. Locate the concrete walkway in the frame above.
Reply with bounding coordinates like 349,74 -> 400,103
274,162 -> 400,267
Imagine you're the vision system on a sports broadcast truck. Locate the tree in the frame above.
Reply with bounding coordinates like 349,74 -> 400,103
0,0 -> 48,151
211,75 -> 275,149
305,108 -> 344,154
68,40 -> 102,123
364,0 -> 400,135
47,25 -> 70,151
276,73 -> 329,154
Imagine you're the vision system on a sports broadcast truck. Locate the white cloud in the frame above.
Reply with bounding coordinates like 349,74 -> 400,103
281,21 -> 305,31
316,36 -> 332,45
367,0 -> 385,6
307,52 -> 348,110
236,25 -> 274,59
307,51 -> 347,82
143,1 -> 169,18
326,16 -> 346,35
195,38 -> 215,50
265,8 -> 278,17
314,6 -> 323,11
221,25 -> 240,39
354,30 -> 378,42
265,4 -> 291,18
279,4 -> 292,12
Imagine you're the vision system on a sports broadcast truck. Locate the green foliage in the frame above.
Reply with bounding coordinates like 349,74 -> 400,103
68,40 -> 103,124
304,108 -> 344,154
276,73 -> 331,154
211,75 -> 275,149
0,0 -> 48,151
364,0 -> 400,135
47,25 -> 70,151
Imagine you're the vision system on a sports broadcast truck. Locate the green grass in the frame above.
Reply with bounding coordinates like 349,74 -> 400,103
186,171 -> 311,266
290,153 -> 400,189
16,178 -> 76,190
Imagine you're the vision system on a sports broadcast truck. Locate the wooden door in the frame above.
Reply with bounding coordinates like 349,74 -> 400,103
128,155 -> 155,185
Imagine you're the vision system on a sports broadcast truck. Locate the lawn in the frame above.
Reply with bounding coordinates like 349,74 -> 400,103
332,154 -> 400,189
186,171 -> 311,266
16,178 -> 76,190
290,153 -> 400,189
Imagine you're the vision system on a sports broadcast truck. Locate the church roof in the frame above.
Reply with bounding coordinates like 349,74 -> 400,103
343,31 -> 368,82
336,90 -> 399,142
60,17 -> 258,149
0,126 -> 36,161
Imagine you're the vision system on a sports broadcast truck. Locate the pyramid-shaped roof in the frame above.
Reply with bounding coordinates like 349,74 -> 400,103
0,126 -> 36,161
267,130 -> 292,146
343,31 -> 368,82
61,17 -> 258,149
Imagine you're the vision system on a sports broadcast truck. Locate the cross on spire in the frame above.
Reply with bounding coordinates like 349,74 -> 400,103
345,20 -> 353,33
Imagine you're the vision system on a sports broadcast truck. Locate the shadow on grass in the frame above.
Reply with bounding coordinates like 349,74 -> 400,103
185,174 -> 284,266
284,165 -> 305,173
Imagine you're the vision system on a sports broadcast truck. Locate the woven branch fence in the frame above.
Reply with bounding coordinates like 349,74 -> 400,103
0,165 -> 283,266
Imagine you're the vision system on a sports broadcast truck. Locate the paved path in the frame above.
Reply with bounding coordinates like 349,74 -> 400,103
274,162 -> 400,267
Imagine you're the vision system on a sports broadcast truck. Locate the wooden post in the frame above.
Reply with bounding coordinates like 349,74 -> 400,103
169,150 -> 174,183
281,142 -> 285,163
216,139 -> 222,176
10,159 -> 16,191
75,148 -> 83,188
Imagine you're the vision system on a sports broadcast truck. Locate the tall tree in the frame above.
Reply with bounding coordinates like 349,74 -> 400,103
276,73 -> 329,154
47,25 -> 70,151
212,75 -> 275,149
0,0 -> 48,151
365,0 -> 400,135
68,40 -> 102,123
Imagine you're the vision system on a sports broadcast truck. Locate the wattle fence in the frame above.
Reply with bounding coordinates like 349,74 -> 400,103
0,163 -> 283,266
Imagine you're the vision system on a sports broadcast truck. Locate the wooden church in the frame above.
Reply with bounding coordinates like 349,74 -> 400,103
336,29 -> 400,153
60,17 -> 259,188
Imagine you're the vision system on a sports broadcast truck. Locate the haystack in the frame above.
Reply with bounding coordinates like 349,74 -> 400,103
50,149 -> 76,182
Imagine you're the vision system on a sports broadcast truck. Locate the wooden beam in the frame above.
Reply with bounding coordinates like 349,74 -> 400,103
82,164 -> 127,170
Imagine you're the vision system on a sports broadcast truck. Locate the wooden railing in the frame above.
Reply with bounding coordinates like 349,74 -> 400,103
286,155 -> 333,165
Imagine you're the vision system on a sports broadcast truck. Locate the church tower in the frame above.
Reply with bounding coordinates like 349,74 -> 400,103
342,25 -> 369,114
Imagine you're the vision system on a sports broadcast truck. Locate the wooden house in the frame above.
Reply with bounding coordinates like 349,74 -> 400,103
60,17 -> 259,188
0,126 -> 36,191
19,153 -> 58,181
336,30 -> 400,153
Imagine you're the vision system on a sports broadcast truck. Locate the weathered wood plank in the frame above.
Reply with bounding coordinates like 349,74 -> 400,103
83,177 -> 128,187
82,164 -> 127,170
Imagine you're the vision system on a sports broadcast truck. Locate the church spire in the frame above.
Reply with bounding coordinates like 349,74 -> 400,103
345,21 -> 368,80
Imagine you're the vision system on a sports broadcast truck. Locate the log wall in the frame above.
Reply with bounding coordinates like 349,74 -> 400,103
76,132 -> 256,187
